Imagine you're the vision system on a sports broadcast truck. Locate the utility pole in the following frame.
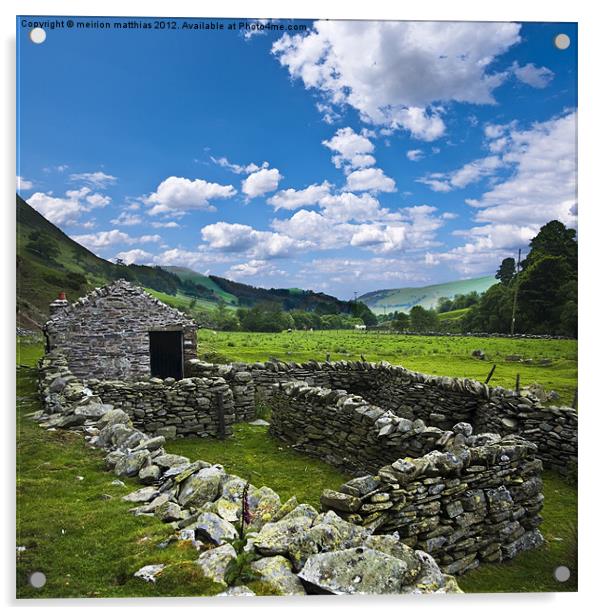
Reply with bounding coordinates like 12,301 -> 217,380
510,248 -> 521,335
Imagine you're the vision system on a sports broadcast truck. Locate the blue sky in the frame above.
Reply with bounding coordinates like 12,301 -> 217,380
17,17 -> 577,299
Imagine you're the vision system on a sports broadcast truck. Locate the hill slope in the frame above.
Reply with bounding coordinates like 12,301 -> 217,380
17,196 -> 206,328
359,276 -> 497,314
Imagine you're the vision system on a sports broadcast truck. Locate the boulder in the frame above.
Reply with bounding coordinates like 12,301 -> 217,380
138,464 -> 162,484
217,585 -> 256,596
298,547 -> 416,594
97,408 -> 132,430
254,515 -> 314,556
196,544 -> 237,584
195,512 -> 238,546
156,501 -> 185,522
114,450 -> 151,478
155,454 -> 191,469
122,486 -> 160,503
249,556 -> 306,596
178,466 -> 225,508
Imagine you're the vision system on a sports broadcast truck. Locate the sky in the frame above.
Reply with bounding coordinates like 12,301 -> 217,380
16,17 -> 577,300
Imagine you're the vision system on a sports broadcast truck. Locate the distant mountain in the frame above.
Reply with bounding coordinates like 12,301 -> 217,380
358,276 -> 497,314
165,266 -> 353,313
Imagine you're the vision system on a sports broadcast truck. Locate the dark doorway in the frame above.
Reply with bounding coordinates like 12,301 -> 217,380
149,330 -> 183,379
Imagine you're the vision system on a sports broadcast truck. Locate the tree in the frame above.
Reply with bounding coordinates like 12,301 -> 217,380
436,297 -> 454,313
517,255 -> 573,334
524,220 -> 577,272
409,306 -> 438,332
495,257 -> 516,285
392,312 -> 410,331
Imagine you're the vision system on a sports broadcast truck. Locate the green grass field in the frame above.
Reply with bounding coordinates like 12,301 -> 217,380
16,332 -> 578,596
197,329 -> 578,405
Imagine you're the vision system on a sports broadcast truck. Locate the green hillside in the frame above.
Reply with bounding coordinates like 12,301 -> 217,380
162,266 -> 238,305
359,276 -> 497,314
16,196 -> 214,328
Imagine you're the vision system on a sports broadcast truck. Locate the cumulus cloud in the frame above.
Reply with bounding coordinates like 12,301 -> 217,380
512,62 -> 555,89
28,187 -> 111,225
241,167 -> 283,199
406,150 -> 424,162
111,212 -> 142,226
267,181 -> 332,210
428,111 -> 577,276
201,221 -> 307,259
322,127 -> 375,171
272,204 -> 445,254
211,156 -> 268,175
17,176 -> 33,190
227,259 -> 286,279
72,230 -> 160,250
145,176 -> 236,216
418,156 -> 503,192
151,221 -> 181,229
72,229 -> 133,249
344,167 -> 396,193
114,249 -> 153,265
69,171 -> 117,188
272,21 -> 522,139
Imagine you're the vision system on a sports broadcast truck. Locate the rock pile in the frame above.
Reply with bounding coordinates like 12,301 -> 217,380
35,351 -> 462,596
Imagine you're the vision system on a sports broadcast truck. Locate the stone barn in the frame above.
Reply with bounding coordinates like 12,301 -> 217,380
44,279 -> 197,380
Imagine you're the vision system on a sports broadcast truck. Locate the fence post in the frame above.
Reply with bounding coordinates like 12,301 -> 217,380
515,373 -> 521,394
216,391 -> 226,440
485,364 -> 496,384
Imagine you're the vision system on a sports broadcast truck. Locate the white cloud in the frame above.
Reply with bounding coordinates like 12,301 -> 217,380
318,192 -> 395,223
241,167 -> 283,199
69,171 -> 117,188
73,230 -> 160,250
322,127 -> 375,171
201,221 -> 307,259
429,111 -> 577,276
512,62 -> 554,89
271,203 -> 445,254
344,167 -> 396,193
151,221 -> 181,229
17,176 -> 33,190
418,156 -> 503,192
406,150 -> 424,162
272,21 -> 522,139
28,187 -> 110,225
227,259 -> 285,279
111,212 -> 143,226
470,111 -> 577,226
267,181 -> 332,210
115,249 -> 153,265
211,156 -> 268,175
145,176 -> 236,216
72,229 -> 132,249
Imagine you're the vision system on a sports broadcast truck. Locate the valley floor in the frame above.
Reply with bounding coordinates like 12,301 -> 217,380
16,332 -> 578,597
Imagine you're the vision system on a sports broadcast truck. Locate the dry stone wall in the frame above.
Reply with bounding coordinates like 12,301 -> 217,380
187,359 -> 577,474
33,351 -> 462,596
45,280 -> 197,380
88,376 -> 235,439
266,380 -> 545,575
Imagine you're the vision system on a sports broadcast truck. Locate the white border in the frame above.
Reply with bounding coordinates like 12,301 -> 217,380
2,1 -> 601,613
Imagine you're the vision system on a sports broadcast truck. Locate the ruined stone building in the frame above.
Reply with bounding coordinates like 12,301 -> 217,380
44,279 -> 197,380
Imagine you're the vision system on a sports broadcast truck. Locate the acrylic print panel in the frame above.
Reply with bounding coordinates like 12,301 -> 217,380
16,16 -> 577,598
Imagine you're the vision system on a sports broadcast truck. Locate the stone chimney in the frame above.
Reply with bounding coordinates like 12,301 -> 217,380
49,291 -> 69,317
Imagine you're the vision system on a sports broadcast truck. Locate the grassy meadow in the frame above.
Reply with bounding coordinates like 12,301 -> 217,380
16,331 -> 578,596
197,329 -> 578,405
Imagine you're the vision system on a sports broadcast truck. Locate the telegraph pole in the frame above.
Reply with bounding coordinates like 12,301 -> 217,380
510,248 -> 521,335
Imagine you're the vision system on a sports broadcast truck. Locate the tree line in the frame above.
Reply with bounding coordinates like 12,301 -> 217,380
385,220 -> 577,337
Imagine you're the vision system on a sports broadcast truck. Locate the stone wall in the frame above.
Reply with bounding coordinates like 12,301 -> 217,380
187,359 -> 577,474
88,376 -> 235,439
41,351 -> 234,439
266,380 -> 545,575
45,280 -> 197,380
33,350 -> 462,596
